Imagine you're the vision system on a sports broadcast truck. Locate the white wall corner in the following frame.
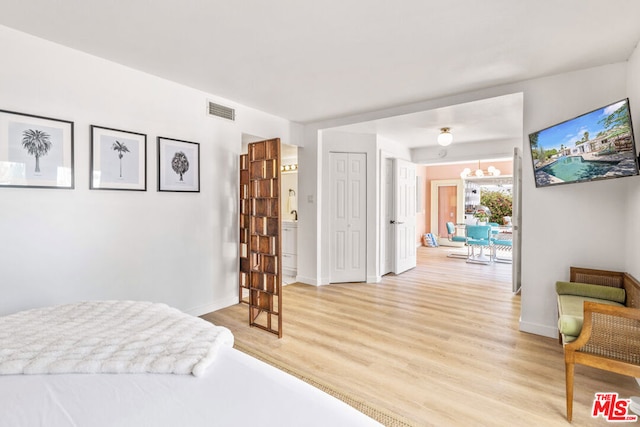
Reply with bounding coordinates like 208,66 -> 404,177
367,275 -> 382,283
185,295 -> 239,317
295,275 -> 322,286
518,320 -> 558,339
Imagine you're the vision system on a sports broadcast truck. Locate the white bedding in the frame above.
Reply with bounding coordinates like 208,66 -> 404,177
0,301 -> 233,376
0,302 -> 381,426
0,345 -> 382,427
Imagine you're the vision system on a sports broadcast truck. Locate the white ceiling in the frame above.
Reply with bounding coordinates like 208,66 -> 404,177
1,1 -> 640,150
330,93 -> 523,149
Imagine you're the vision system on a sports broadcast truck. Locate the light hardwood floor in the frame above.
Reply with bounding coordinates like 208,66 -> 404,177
203,246 -> 639,426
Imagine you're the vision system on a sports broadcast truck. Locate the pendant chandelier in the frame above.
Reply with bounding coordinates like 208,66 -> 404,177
460,160 -> 501,179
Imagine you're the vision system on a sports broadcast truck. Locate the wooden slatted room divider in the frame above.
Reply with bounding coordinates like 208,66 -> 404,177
239,138 -> 282,337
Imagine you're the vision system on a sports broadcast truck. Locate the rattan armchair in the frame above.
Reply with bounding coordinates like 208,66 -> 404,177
563,267 -> 640,422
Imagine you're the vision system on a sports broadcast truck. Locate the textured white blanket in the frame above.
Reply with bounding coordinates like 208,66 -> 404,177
0,301 -> 234,377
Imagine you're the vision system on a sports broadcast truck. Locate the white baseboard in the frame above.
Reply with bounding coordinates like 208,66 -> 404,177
297,275 -> 381,285
295,274 -> 321,286
519,320 -> 557,339
438,240 -> 465,248
185,295 -> 239,317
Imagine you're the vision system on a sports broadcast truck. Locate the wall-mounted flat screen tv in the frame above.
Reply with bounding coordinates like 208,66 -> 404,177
528,98 -> 639,188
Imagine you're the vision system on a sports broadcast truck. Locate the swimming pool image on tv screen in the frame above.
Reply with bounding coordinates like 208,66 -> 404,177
540,156 -> 620,182
528,98 -> 639,188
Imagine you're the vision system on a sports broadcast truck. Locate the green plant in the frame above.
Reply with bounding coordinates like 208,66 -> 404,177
474,211 -> 489,222
480,190 -> 513,224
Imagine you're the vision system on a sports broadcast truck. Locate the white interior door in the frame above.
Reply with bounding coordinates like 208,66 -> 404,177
330,152 -> 367,283
512,147 -> 522,294
393,159 -> 417,274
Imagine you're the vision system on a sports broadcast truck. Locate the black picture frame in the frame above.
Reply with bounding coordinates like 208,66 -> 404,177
157,136 -> 200,192
90,125 -> 147,191
0,109 -> 74,189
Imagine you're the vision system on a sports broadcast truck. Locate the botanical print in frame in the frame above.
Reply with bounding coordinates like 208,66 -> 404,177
157,136 -> 200,192
90,125 -> 147,191
0,109 -> 74,189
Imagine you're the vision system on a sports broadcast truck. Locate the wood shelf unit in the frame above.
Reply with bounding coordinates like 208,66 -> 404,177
239,138 -> 282,337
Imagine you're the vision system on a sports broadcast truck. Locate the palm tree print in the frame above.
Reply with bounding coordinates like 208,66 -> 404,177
112,140 -> 130,178
22,129 -> 52,174
171,151 -> 189,181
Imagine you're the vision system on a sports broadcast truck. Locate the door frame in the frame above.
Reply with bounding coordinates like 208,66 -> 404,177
430,179 -> 465,242
380,157 -> 394,276
512,147 -> 523,294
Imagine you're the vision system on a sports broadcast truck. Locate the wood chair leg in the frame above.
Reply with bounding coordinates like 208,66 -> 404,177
566,361 -> 574,422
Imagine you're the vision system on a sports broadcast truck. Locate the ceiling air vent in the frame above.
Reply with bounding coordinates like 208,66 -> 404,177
207,101 -> 235,121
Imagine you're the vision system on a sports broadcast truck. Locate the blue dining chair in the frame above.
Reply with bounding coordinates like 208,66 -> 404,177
446,222 -> 466,243
465,225 -> 493,264
446,222 -> 467,259
491,235 -> 513,263
488,222 -> 500,235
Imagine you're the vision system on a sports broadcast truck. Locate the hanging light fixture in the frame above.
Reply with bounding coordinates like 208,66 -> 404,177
437,127 -> 453,146
460,161 -> 501,179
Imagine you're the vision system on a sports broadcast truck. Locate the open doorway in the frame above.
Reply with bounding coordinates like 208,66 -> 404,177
242,134 -> 299,286
428,159 -> 513,229
426,158 -> 517,288
315,93 -> 523,290
281,143 -> 298,285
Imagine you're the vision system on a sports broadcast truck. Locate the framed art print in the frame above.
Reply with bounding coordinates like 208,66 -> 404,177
157,136 -> 200,192
0,109 -> 74,189
90,125 -> 147,191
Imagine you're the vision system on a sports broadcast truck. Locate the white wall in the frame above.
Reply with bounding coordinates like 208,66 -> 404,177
518,64 -> 630,337
377,135 -> 412,162
0,25 -> 295,316
297,61 -> 633,338
625,41 -> 640,278
294,127 -> 320,286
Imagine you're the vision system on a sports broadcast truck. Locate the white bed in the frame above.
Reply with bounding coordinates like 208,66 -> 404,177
0,301 -> 381,427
